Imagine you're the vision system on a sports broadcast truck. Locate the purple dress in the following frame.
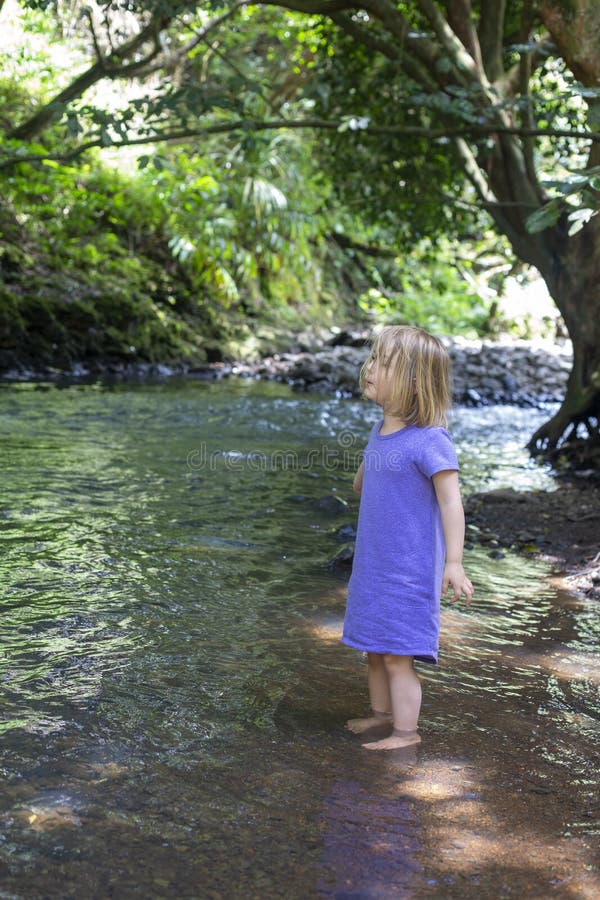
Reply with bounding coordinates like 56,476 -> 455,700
342,421 -> 459,664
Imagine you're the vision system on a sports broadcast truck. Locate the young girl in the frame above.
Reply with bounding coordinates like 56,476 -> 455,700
343,325 -> 473,751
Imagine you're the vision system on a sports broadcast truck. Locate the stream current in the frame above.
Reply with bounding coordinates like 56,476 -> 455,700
0,378 -> 598,898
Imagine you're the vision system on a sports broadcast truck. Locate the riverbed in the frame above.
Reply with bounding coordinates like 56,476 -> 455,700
0,378 -> 598,898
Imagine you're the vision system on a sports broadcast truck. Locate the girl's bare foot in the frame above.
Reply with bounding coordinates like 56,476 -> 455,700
345,712 -> 392,734
362,730 -> 421,751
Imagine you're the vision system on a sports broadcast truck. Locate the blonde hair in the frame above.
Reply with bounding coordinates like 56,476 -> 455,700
359,325 -> 451,428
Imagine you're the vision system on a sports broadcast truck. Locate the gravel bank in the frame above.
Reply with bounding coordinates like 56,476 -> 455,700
198,330 -> 573,407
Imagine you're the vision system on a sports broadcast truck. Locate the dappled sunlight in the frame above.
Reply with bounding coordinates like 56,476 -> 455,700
427,822 -> 595,897
399,759 -> 479,803
392,756 -> 600,896
502,645 -> 600,686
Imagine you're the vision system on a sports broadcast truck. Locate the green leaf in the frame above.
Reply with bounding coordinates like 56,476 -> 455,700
525,201 -> 562,234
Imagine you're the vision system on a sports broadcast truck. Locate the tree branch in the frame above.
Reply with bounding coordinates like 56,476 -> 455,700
329,11 -> 400,61
329,231 -> 397,257
85,7 -> 105,64
8,16 -> 171,142
477,0 -> 507,82
173,1 -> 251,68
3,117 -> 599,171
259,0 -> 359,11
444,0 -> 483,71
451,136 -> 553,273
497,39 -> 555,98
7,2 -> 251,145
518,1 -> 542,196
415,0 -> 481,84
360,0 -> 442,76
329,12 -> 438,88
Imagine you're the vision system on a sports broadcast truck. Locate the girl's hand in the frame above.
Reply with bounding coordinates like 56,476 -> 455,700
442,562 -> 473,606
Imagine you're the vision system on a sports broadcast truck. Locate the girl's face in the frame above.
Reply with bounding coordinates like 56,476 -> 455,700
363,353 -> 395,409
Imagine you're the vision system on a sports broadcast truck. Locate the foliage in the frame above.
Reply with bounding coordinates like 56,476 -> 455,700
356,238 -> 494,338
151,128 -> 330,316
1,0 -> 514,375
0,154 -> 204,368
526,166 -> 600,236
298,18 -> 473,247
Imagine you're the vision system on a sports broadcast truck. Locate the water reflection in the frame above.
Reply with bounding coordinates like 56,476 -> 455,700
0,378 -> 598,896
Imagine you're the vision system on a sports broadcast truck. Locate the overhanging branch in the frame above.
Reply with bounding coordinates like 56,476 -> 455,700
2,117 -> 599,170
7,2 -> 250,145
258,0 -> 358,10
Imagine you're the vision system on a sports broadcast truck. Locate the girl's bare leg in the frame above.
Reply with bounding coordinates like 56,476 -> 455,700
363,655 -> 422,750
346,653 -> 393,733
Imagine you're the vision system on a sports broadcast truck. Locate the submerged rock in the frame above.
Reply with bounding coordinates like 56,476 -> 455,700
326,544 -> 355,579
312,495 -> 349,515
335,523 -> 358,542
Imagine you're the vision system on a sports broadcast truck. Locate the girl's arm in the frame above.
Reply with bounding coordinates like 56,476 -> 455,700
432,469 -> 473,606
353,461 -> 364,495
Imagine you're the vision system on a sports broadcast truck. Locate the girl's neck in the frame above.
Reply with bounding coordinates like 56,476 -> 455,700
380,411 -> 408,435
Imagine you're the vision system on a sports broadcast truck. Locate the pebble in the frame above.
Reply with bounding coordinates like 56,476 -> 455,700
326,545 -> 355,577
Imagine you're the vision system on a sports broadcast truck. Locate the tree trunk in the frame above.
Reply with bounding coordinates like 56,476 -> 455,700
479,129 -> 600,459
527,221 -> 600,454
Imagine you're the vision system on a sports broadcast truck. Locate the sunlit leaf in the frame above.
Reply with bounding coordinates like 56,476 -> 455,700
525,201 -> 562,234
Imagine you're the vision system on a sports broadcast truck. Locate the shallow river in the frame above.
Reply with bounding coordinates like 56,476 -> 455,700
0,378 -> 598,898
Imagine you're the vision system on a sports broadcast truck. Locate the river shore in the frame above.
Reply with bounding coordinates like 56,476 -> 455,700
1,328 -> 573,408
191,329 -> 574,408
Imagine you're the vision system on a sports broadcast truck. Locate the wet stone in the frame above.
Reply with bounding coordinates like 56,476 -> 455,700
312,495 -> 349,515
489,550 -> 506,560
335,524 -> 357,542
326,544 -> 355,579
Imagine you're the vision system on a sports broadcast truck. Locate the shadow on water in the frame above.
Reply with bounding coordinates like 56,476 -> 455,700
0,378 -> 598,898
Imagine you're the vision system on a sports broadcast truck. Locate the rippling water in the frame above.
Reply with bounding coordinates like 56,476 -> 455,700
0,378 -> 597,898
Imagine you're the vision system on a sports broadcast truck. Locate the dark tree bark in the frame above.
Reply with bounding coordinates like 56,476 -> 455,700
527,218 -> 600,452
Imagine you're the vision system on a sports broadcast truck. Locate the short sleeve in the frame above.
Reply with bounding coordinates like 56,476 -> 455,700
417,428 -> 459,477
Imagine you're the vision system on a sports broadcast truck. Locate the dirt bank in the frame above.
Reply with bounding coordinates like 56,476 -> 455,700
465,480 -> 600,599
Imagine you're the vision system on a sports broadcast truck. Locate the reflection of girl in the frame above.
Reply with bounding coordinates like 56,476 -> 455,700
343,325 -> 473,750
